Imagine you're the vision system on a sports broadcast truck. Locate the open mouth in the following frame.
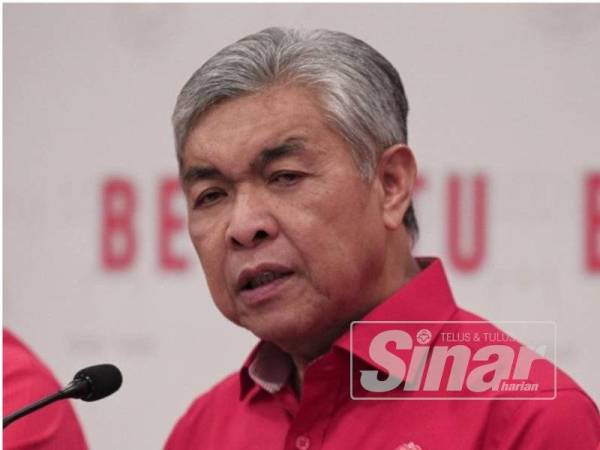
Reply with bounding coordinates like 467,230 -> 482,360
241,270 -> 294,291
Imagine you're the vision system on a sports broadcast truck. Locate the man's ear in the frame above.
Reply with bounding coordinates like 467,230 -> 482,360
376,144 -> 417,230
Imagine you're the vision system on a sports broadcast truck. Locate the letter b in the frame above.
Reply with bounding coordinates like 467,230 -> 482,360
101,178 -> 136,270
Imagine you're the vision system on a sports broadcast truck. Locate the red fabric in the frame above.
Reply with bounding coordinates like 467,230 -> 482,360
3,329 -> 88,450
165,258 -> 600,450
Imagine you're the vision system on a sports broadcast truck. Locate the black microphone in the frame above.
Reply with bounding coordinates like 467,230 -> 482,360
3,364 -> 122,429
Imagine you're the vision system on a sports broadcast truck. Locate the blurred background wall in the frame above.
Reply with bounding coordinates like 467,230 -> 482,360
3,4 -> 599,448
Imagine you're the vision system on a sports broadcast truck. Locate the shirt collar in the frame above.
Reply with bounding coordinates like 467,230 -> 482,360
239,257 -> 458,400
240,341 -> 293,400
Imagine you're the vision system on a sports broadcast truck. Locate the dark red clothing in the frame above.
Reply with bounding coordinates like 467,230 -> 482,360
3,329 -> 88,450
165,258 -> 600,449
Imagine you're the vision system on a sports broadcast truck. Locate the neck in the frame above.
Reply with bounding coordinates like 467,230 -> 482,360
287,251 -> 421,397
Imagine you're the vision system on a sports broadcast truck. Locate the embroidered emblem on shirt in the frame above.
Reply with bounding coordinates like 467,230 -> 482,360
395,442 -> 422,450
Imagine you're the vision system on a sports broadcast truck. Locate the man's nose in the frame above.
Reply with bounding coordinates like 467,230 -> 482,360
225,191 -> 278,249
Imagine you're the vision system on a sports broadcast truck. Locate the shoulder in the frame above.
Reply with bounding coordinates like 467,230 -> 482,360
3,329 -> 88,450
512,364 -> 599,444
485,387 -> 600,449
3,329 -> 60,392
446,311 -> 600,446
165,372 -> 240,449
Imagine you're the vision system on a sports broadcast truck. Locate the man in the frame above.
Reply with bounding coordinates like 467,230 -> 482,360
165,28 -> 599,449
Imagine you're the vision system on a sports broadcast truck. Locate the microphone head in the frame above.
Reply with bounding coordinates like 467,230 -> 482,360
72,364 -> 122,402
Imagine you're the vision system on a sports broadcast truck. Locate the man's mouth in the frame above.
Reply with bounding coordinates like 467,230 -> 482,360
237,264 -> 295,293
241,270 -> 294,291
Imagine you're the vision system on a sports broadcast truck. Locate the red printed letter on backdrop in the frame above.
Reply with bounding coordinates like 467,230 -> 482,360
159,178 -> 188,271
101,178 -> 136,270
447,174 -> 488,272
585,173 -> 600,273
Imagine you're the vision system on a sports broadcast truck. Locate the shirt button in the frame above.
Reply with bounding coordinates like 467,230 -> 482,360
295,435 -> 311,450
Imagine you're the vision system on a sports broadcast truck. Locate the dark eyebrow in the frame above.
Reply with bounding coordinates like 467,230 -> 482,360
253,138 -> 306,171
181,165 -> 224,189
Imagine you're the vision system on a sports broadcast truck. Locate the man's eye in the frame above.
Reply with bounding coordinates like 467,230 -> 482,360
270,171 -> 303,185
193,189 -> 225,209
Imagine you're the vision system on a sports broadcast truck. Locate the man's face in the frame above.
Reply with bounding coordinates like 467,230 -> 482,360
181,85 -> 389,347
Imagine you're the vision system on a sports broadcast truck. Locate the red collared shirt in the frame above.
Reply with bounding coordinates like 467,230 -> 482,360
165,258 -> 600,450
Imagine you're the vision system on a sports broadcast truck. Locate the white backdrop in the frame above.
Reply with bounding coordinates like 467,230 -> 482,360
4,4 -> 600,449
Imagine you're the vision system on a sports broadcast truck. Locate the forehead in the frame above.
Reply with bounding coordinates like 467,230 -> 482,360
182,85 -> 338,167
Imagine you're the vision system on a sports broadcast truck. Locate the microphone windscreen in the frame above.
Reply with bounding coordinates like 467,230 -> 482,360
73,364 -> 123,402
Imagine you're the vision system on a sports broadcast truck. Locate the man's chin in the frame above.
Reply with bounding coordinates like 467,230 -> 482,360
240,315 -> 317,347
240,313 -> 346,358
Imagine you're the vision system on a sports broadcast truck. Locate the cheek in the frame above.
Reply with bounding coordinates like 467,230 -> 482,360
327,191 -> 384,269
188,214 -> 224,264
280,187 -> 381,289
188,219 -> 237,313
188,220 -> 212,270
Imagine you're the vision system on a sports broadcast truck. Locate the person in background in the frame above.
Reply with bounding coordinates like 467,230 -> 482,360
3,328 -> 88,450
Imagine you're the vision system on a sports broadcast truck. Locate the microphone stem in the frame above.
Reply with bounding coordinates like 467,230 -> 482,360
3,390 -> 67,429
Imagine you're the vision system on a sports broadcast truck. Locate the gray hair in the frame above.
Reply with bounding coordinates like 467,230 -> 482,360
172,27 -> 418,240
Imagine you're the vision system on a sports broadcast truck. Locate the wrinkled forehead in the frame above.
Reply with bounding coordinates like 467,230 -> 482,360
180,84 -> 338,170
